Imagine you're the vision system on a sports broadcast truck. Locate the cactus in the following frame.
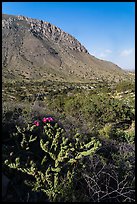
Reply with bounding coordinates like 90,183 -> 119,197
4,118 -> 101,201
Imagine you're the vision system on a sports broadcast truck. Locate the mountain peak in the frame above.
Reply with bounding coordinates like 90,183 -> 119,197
2,13 -> 131,82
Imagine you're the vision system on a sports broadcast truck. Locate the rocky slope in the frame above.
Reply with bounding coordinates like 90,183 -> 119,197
2,13 -> 132,82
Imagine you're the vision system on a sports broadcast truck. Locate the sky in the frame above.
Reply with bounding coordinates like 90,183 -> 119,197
2,2 -> 135,71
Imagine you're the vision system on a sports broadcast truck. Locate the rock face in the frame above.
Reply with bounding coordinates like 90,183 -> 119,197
2,13 -> 130,82
2,14 -> 88,53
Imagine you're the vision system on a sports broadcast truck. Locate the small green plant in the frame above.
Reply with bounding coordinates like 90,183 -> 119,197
98,123 -> 112,140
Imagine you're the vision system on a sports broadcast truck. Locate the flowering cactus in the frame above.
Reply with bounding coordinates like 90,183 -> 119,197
4,117 -> 101,201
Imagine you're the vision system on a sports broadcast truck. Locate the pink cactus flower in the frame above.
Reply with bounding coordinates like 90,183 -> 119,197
42,117 -> 48,123
34,121 -> 39,126
48,117 -> 54,122
42,117 -> 54,123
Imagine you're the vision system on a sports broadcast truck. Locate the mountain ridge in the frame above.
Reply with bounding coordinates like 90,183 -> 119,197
2,13 -> 133,83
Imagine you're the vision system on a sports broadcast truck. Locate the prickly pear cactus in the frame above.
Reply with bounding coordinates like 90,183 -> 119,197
4,117 -> 101,201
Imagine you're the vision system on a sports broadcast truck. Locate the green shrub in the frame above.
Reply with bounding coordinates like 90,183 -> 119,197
110,128 -> 135,143
115,80 -> 135,93
98,123 -> 112,140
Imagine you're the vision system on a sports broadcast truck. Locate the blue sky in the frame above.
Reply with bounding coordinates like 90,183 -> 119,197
2,2 -> 135,71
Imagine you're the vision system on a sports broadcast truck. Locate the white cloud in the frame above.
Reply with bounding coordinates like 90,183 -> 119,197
120,49 -> 133,57
105,49 -> 112,53
109,48 -> 135,71
99,49 -> 112,59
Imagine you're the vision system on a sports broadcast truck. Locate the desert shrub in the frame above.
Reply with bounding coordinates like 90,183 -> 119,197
115,80 -> 135,93
48,95 -> 65,112
98,121 -> 135,144
82,158 -> 135,202
79,93 -> 134,128
64,95 -> 82,116
80,140 -> 135,202
98,123 -> 113,140
124,129 -> 135,144
110,128 -> 135,144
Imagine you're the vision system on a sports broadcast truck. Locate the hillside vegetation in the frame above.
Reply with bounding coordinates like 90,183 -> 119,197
2,78 -> 135,202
